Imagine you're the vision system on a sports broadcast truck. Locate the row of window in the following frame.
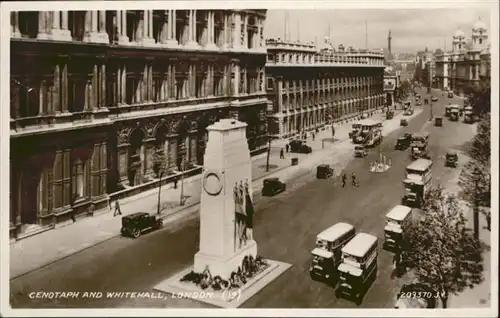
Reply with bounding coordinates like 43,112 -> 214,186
14,10 -> 263,50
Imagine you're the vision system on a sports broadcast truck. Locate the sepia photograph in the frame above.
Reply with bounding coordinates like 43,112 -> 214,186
1,0 -> 498,317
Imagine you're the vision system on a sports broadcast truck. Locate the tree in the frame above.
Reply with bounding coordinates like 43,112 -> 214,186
467,116 -> 491,166
403,185 -> 484,308
459,116 -> 491,232
464,79 -> 490,117
459,160 -> 491,232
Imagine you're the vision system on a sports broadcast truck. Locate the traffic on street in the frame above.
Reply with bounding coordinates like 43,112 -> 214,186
10,88 -> 478,309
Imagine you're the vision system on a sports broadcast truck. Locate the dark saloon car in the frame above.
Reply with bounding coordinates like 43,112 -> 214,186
261,177 -> 286,196
445,151 -> 458,168
289,140 -> 312,154
395,135 -> 411,150
121,212 -> 163,238
431,96 -> 438,102
316,164 -> 334,179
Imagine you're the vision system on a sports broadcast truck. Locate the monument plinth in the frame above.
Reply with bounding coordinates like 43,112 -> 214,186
154,119 -> 291,308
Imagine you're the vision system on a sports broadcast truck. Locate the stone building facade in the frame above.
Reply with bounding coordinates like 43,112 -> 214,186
9,9 -> 268,238
435,18 -> 490,93
265,39 -> 385,139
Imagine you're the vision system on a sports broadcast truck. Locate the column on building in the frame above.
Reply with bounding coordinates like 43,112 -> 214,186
116,10 -> 129,44
222,12 -> 230,49
84,11 -> 108,44
162,10 -> 178,47
242,13 -> 248,49
11,12 -> 21,38
37,12 -> 50,39
139,10 -> 155,46
232,12 -> 241,49
205,10 -> 217,50
185,10 -> 199,48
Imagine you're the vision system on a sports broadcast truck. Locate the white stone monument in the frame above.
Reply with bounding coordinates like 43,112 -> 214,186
154,119 -> 291,308
194,119 -> 257,278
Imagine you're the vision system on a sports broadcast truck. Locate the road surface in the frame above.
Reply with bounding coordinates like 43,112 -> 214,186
10,89 -> 475,309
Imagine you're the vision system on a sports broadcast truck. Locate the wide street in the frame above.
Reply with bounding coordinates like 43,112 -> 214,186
10,89 -> 475,309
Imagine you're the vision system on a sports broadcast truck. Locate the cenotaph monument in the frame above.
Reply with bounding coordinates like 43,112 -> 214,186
154,119 -> 291,308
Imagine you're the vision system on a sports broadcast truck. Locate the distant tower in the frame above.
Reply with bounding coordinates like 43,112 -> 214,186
388,30 -> 392,54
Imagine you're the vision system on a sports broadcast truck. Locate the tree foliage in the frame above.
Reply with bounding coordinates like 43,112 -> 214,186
459,159 -> 491,208
464,79 -> 491,117
403,185 -> 484,308
467,116 -> 491,166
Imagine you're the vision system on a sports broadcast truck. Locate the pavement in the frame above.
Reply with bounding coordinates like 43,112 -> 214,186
10,102 -> 430,309
9,108 -> 391,280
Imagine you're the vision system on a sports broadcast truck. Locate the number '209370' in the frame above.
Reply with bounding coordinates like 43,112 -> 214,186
400,291 -> 442,299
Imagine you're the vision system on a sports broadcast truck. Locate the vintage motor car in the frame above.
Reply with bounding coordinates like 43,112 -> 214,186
354,145 -> 368,157
434,117 -> 443,127
386,109 -> 394,120
395,135 -> 411,150
289,140 -> 312,154
445,151 -> 458,168
400,118 -> 408,126
424,98 -> 429,105
447,91 -> 454,98
261,177 -> 286,196
404,108 -> 414,116
449,109 -> 459,121
121,212 -> 163,238
416,100 -> 422,106
316,164 -> 334,179
431,96 -> 438,102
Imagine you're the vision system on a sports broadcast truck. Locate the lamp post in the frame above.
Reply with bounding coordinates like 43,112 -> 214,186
179,143 -> 186,206
157,170 -> 164,215
266,135 -> 271,172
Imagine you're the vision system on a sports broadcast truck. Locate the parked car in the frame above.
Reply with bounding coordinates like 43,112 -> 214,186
354,145 -> 368,157
121,212 -> 163,238
434,117 -> 443,127
445,151 -> 458,168
262,177 -> 286,196
447,92 -> 454,98
316,164 -> 334,179
431,96 -> 438,102
400,118 -> 408,126
404,108 -> 414,116
289,140 -> 312,154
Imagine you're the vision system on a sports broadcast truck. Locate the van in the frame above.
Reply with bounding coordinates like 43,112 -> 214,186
335,233 -> 378,304
384,205 -> 412,251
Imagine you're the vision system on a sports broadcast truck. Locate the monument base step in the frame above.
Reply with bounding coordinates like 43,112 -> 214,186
154,259 -> 291,308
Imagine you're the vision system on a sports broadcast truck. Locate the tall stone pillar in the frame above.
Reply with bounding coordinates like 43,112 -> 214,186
242,14 -> 248,49
100,63 -> 106,108
221,13 -> 229,49
99,11 -> 109,43
118,11 -> 129,44
37,12 -> 50,39
121,64 -> 127,104
52,150 -> 63,210
11,12 -> 21,38
141,10 -> 155,46
185,10 -> 199,48
84,11 -> 105,43
116,66 -> 122,105
53,64 -> 61,113
92,64 -> 99,110
205,11 -> 217,50
232,12 -> 241,49
232,60 -> 239,96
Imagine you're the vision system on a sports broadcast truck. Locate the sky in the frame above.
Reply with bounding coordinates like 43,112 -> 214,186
264,8 -> 492,53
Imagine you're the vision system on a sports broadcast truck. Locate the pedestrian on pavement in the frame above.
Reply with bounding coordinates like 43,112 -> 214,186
87,204 -> 95,217
393,248 -> 402,277
113,200 -> 122,217
173,175 -> 178,189
312,132 -> 315,141
331,125 -> 335,139
70,210 -> 76,223
351,172 -> 358,187
285,143 -> 289,153
280,148 -> 284,159
341,173 -> 347,188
